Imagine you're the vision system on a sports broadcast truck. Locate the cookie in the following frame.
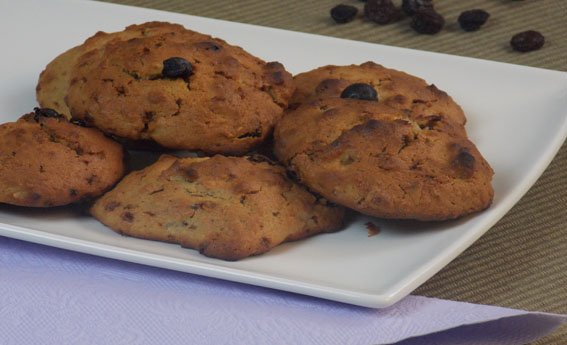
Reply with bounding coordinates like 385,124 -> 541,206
90,155 -> 345,260
274,98 -> 494,221
290,61 -> 467,135
0,108 -> 126,207
37,21 -> 295,154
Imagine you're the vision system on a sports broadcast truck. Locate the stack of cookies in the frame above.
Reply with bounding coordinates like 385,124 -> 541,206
0,21 -> 493,260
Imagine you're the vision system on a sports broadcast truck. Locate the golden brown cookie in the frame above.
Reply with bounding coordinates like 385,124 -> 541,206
291,61 -> 467,135
90,155 -> 345,260
274,98 -> 493,221
37,21 -> 294,154
0,108 -> 126,207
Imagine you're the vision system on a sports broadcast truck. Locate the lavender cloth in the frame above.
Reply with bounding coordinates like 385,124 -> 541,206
0,237 -> 564,345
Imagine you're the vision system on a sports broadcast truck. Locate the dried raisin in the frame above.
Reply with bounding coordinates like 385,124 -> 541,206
330,4 -> 358,24
410,9 -> 445,34
364,0 -> 401,25
33,107 -> 62,121
458,9 -> 490,32
510,30 -> 545,52
340,83 -> 378,101
162,57 -> 193,79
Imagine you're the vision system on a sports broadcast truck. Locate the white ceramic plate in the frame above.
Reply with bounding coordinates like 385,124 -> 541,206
0,0 -> 566,308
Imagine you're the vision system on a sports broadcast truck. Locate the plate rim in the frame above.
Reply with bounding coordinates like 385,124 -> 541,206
1,0 -> 567,308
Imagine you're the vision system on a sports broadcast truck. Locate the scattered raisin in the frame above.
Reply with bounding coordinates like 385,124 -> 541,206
33,107 -> 62,121
340,83 -> 378,101
410,9 -> 445,34
458,9 -> 490,32
510,30 -> 545,52
364,0 -> 401,25
330,4 -> 358,24
402,0 -> 434,16
162,57 -> 193,79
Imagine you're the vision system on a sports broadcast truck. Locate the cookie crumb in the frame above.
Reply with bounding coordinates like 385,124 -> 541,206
365,221 -> 381,237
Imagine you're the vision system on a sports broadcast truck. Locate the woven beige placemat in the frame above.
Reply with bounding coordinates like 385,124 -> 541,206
99,1 -> 567,342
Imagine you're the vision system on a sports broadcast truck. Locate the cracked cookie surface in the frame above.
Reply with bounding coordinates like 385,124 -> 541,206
0,110 -> 125,207
290,61 -> 467,136
37,21 -> 294,154
274,98 -> 493,221
90,155 -> 345,260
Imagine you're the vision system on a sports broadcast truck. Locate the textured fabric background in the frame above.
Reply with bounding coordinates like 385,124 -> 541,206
97,1 -> 567,343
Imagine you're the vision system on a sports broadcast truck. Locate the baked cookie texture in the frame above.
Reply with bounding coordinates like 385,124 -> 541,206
36,21 -> 295,154
0,109 -> 125,207
90,155 -> 345,260
274,97 -> 494,221
291,61 -> 468,136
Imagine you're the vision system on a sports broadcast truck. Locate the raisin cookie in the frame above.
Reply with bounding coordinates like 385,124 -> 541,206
37,21 -> 294,154
274,97 -> 493,221
290,61 -> 467,135
0,108 -> 125,207
90,155 -> 345,260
